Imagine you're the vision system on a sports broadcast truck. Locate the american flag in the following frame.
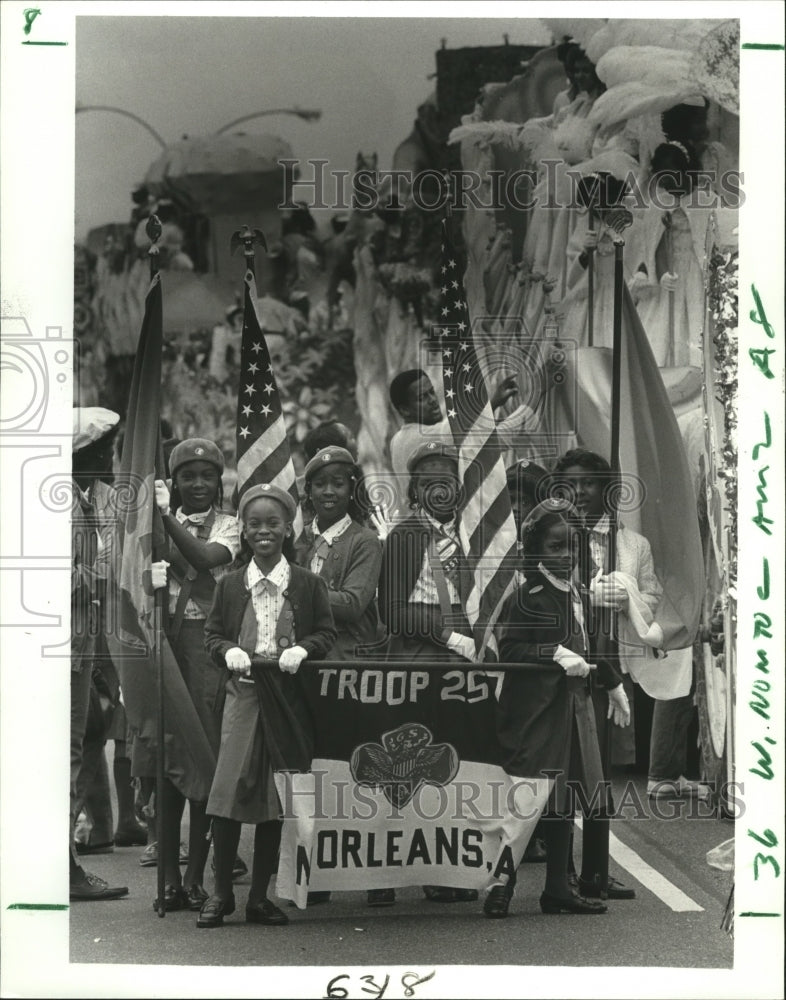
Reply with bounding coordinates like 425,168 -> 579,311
432,220 -> 519,657
235,268 -> 298,510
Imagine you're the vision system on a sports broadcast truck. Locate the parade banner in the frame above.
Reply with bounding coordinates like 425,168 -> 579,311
276,663 -> 551,908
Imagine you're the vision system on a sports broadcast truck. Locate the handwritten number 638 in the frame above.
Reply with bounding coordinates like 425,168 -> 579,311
326,970 -> 436,998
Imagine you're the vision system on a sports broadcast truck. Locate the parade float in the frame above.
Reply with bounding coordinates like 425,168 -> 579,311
440,17 -> 739,803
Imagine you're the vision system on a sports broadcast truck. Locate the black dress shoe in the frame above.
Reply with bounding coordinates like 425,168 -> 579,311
523,837 -> 548,863
70,870 -> 129,902
483,884 -> 512,919
307,891 -> 332,905
153,883 -> 188,912
367,888 -> 396,907
184,884 -> 209,911
579,875 -> 636,900
245,898 -> 289,925
539,890 -> 607,914
197,894 -> 236,928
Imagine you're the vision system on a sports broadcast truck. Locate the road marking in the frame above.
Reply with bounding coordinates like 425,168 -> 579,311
575,817 -> 705,912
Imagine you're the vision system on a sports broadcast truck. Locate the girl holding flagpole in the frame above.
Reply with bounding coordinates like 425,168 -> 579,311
198,483 -> 336,928
491,499 -> 629,918
150,439 -> 241,911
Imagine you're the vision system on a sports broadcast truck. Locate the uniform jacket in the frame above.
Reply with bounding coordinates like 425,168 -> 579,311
302,520 -> 382,656
204,560 -> 336,772
204,560 -> 336,666
378,513 -> 472,648
497,570 -> 622,787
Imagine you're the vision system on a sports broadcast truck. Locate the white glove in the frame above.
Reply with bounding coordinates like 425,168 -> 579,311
628,270 -> 653,301
446,632 -> 477,663
225,646 -> 252,675
154,479 -> 171,515
660,271 -> 679,293
151,560 -> 169,589
583,228 -> 599,251
279,645 -> 308,674
369,504 -> 400,542
591,572 -> 629,609
607,684 -> 631,727
553,644 -> 591,678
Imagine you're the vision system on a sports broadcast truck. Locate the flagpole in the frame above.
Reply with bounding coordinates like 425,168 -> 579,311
230,224 -> 267,280
144,216 -> 168,919
586,206 -> 595,347
601,217 -> 632,899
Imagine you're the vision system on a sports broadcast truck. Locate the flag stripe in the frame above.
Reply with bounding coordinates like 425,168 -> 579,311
235,268 -> 299,512
433,220 -> 518,660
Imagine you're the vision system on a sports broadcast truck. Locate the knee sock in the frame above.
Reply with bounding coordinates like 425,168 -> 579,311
248,821 -> 282,906
160,779 -> 186,885
211,816 -> 241,901
542,817 -> 572,898
566,822 -> 577,878
183,800 -> 211,889
579,815 -> 609,888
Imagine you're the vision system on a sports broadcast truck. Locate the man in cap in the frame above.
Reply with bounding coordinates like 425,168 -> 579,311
70,407 -> 129,901
388,369 -> 538,478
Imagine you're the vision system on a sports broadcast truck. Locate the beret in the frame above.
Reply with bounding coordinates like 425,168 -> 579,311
72,407 -> 120,452
406,440 -> 458,474
169,438 -> 224,478
505,458 -> 550,488
304,446 -> 356,481
521,497 -> 582,533
238,482 -> 297,522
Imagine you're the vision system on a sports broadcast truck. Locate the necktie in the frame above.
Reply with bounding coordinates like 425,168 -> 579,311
313,535 -> 330,562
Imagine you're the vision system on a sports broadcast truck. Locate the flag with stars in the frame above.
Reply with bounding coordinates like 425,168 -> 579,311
106,273 -> 217,801
235,268 -> 298,512
432,220 -> 519,657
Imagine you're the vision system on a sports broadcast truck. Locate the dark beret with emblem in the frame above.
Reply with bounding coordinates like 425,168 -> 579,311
169,438 -> 225,478
238,482 -> 297,522
505,458 -> 549,494
303,446 -> 357,483
407,440 -> 459,474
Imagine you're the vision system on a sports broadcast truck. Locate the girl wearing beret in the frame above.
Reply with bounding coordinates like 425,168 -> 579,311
302,447 -> 382,661
197,484 -> 336,928
151,439 -> 241,912
376,443 -> 481,907
489,501 -> 629,918
300,447 -> 383,906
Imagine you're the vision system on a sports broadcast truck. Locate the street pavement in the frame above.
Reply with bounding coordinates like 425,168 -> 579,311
69,775 -> 734,971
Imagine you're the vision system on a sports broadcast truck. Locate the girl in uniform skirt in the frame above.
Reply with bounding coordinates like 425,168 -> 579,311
489,499 -> 629,918
151,438 -> 240,911
198,483 -> 336,928
300,447 -> 383,906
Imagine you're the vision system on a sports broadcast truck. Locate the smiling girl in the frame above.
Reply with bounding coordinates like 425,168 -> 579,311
302,447 -> 382,659
198,483 -> 336,929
